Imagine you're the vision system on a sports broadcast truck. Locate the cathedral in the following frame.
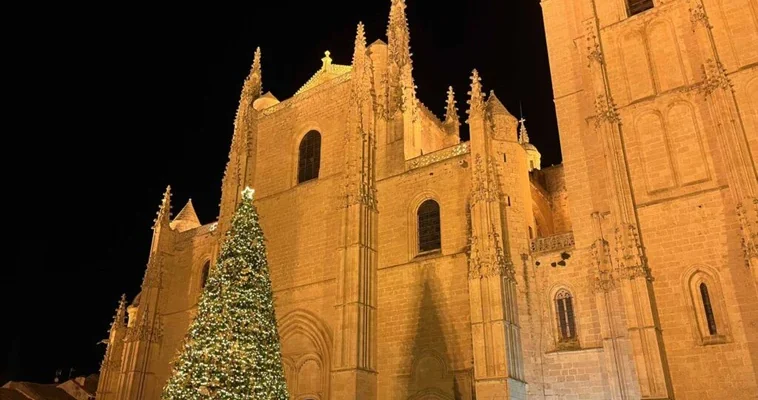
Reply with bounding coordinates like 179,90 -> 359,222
95,0 -> 758,398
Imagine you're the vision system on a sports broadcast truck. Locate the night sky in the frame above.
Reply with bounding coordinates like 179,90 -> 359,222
2,0 -> 560,385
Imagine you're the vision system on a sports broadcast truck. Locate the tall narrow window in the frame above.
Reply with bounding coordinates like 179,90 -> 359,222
417,200 -> 441,253
298,130 -> 321,183
627,0 -> 654,16
555,290 -> 577,342
699,283 -> 717,335
200,261 -> 210,289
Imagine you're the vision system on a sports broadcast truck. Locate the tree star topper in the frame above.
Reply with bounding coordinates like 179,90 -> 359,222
242,186 -> 255,200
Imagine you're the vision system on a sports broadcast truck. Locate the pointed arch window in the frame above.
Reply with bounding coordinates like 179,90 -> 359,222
200,261 -> 210,289
626,0 -> 654,16
298,130 -> 321,183
555,290 -> 577,343
417,200 -> 441,253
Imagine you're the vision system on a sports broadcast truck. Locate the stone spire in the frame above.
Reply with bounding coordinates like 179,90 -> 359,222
152,185 -> 172,229
444,86 -> 458,124
387,0 -> 411,69
466,69 -> 485,120
241,47 -> 262,100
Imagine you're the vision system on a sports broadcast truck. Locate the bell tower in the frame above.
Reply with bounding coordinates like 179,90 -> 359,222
541,0 -> 758,398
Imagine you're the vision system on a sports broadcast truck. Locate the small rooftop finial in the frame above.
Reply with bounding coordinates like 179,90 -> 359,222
519,117 -> 530,144
444,86 -> 458,123
321,50 -> 332,71
241,186 -> 255,201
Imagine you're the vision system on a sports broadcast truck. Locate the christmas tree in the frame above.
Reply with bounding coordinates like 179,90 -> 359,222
162,187 -> 289,400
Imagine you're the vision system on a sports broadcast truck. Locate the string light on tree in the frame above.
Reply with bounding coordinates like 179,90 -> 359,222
161,186 -> 289,400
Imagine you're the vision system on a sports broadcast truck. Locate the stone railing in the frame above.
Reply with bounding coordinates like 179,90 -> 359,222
406,142 -> 470,170
530,232 -> 575,253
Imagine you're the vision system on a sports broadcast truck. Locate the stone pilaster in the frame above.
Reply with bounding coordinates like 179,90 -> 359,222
331,22 -> 379,399
582,4 -> 673,397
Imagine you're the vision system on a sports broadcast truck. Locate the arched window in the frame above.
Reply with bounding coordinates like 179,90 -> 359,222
699,283 -> 717,335
298,130 -> 321,183
684,267 -> 729,345
626,0 -> 654,16
417,200 -> 441,253
200,261 -> 210,289
555,290 -> 577,342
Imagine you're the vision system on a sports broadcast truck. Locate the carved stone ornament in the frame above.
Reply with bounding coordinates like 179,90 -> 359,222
614,224 -> 652,281
590,238 -> 610,270
406,142 -> 469,170
594,94 -> 620,127
125,319 -> 163,343
585,28 -> 603,66
699,58 -> 732,96
530,232 -> 575,253
99,357 -> 121,371
688,0 -> 712,30
470,153 -> 497,205
593,267 -> 616,293
141,255 -> 163,289
737,198 -> 758,268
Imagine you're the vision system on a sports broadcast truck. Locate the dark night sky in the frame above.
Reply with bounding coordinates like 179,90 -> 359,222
2,0 -> 560,385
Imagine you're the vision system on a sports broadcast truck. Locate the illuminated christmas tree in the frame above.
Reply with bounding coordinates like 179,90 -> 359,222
162,187 -> 289,399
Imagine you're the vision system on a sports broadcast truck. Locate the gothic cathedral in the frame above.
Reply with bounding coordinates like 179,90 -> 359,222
96,0 -> 758,399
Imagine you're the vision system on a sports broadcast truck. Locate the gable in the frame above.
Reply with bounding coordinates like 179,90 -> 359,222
294,50 -> 352,96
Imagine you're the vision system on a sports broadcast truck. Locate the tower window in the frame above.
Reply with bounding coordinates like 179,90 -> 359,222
699,283 -> 717,335
627,0 -> 654,16
200,261 -> 210,288
298,130 -> 321,183
417,200 -> 441,253
555,290 -> 577,342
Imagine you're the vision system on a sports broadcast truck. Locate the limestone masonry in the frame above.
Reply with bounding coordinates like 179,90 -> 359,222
95,0 -> 758,398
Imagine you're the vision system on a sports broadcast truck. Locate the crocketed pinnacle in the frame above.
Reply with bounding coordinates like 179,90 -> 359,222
113,294 -> 127,327
466,69 -> 484,118
387,0 -> 411,69
153,185 -> 172,228
352,22 -> 367,67
242,47 -> 262,99
444,86 -> 459,124
351,22 -> 371,103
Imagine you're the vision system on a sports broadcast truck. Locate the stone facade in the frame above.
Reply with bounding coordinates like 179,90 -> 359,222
539,0 -> 758,399
95,0 -> 758,399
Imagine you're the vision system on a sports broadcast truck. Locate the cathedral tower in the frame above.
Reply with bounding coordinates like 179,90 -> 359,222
541,0 -> 758,398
